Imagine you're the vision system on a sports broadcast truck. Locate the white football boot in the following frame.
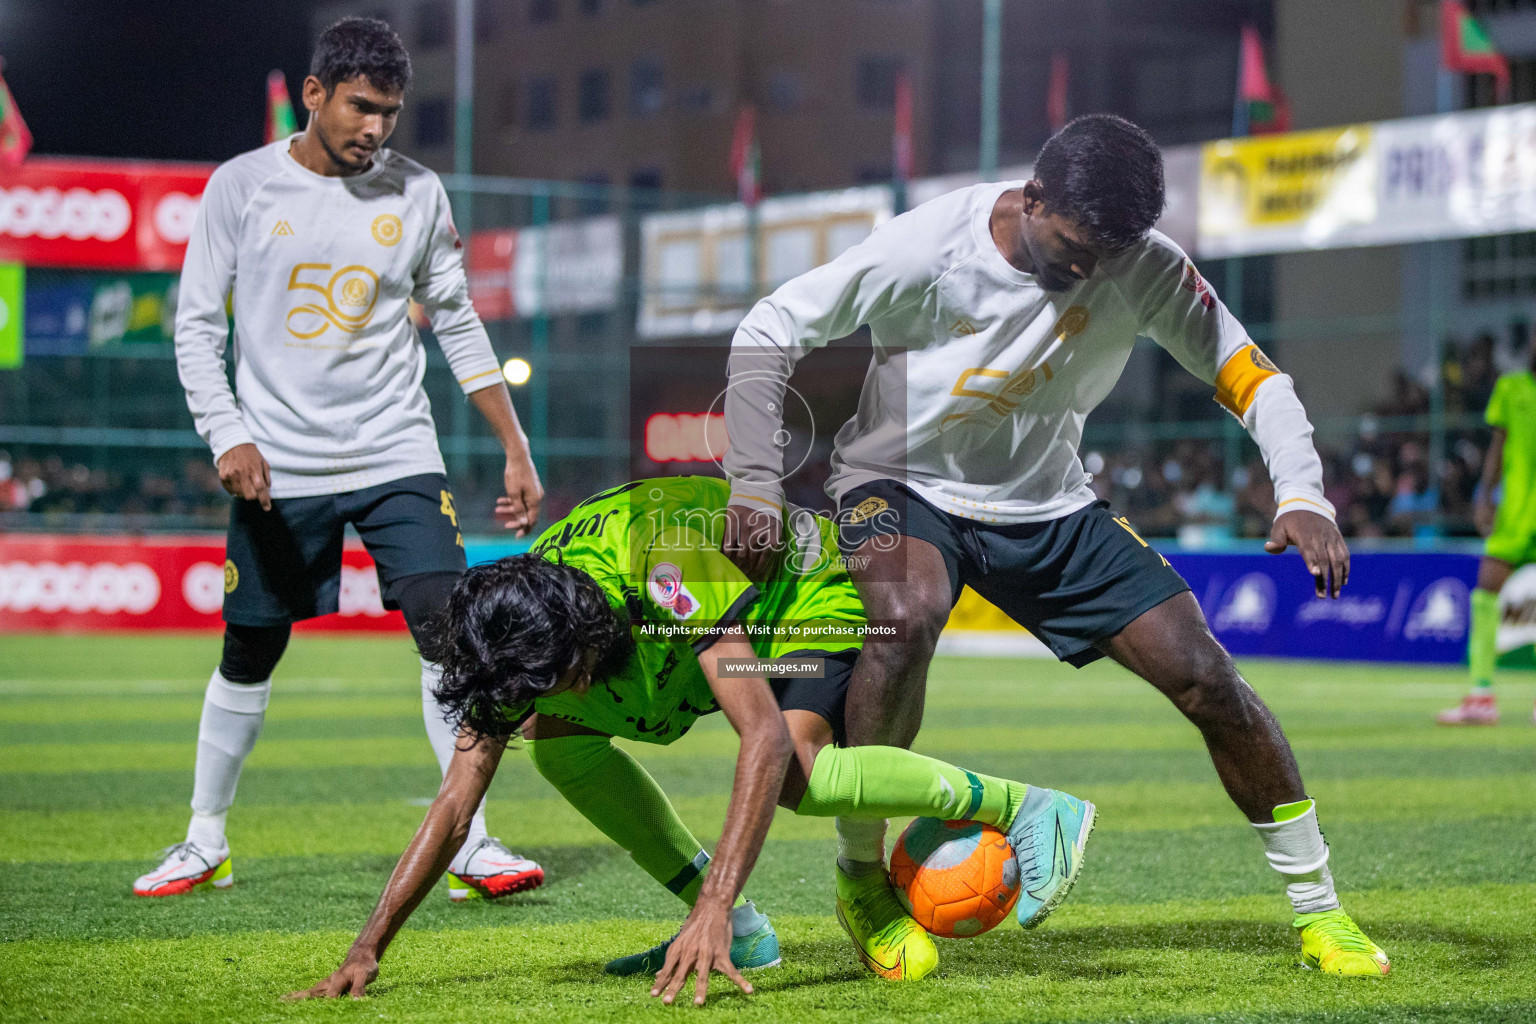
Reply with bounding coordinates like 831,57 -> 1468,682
132,840 -> 232,896
447,837 -> 544,901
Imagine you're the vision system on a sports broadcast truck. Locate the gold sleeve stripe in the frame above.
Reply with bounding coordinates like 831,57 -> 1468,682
735,494 -> 785,511
457,367 -> 502,386
1277,497 -> 1333,515
1214,344 -> 1280,417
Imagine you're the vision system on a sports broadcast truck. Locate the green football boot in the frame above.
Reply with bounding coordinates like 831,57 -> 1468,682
835,864 -> 939,981
604,901 -> 782,976
1295,908 -> 1390,977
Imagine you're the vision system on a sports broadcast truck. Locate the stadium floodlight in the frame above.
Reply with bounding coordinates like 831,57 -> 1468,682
502,357 -> 532,385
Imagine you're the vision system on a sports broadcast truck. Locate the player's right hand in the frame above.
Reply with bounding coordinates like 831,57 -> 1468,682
721,503 -> 785,584
217,443 -> 272,511
285,955 -> 378,1000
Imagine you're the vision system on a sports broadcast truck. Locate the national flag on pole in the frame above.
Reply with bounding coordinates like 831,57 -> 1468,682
893,67 -> 914,182
0,63 -> 33,167
1047,51 -> 1070,131
1234,25 -> 1290,136
1440,0 -> 1510,101
265,70 -> 298,144
730,105 -> 760,206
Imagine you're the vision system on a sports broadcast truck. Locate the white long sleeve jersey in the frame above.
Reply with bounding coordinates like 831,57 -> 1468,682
725,180 -> 1334,525
175,137 -> 503,498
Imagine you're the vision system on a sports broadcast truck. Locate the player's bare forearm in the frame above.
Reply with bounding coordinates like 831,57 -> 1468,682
469,383 -> 545,535
289,733 -> 503,999
468,382 -> 529,456
651,630 -> 790,1005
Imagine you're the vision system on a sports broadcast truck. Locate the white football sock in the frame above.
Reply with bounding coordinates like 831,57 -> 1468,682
187,670 -> 270,851
1251,798 -> 1341,915
421,659 -> 489,846
835,816 -> 888,877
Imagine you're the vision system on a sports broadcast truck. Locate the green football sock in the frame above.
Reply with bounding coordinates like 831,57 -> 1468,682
1469,588 -> 1499,691
797,744 -> 1030,829
525,734 -> 730,907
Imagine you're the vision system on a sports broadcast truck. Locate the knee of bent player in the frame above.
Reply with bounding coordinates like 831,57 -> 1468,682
1169,645 -> 1252,730
394,570 -> 461,651
862,589 -> 949,668
524,730 -> 614,789
219,623 -> 291,683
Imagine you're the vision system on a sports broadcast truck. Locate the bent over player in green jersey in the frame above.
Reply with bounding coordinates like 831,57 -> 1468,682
292,477 -> 1095,1005
1439,349 -> 1536,726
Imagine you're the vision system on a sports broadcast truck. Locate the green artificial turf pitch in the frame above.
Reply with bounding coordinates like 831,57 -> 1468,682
2,633 -> 1535,1023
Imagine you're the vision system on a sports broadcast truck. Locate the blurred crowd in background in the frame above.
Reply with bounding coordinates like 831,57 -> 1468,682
1,331 -> 1520,543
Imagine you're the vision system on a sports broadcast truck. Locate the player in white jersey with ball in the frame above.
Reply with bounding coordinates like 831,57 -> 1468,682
134,18 -> 544,902
722,115 -> 1388,979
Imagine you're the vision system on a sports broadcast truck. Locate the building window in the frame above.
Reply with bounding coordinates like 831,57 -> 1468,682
578,68 -> 612,122
1466,56 -> 1536,108
526,76 -> 558,129
580,174 -> 610,215
416,97 -> 450,147
767,69 -> 804,112
630,167 -> 662,190
580,0 -> 604,12
416,0 -> 450,48
1466,0 -> 1536,13
856,56 -> 901,110
629,57 -> 664,117
676,83 -> 718,113
476,0 -> 499,39
1463,231 -> 1536,300
529,0 -> 558,23
497,82 -> 518,127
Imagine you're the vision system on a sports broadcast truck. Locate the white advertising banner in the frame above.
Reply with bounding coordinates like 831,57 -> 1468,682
1498,563 -> 1536,655
638,186 -> 891,339
1199,102 -> 1536,257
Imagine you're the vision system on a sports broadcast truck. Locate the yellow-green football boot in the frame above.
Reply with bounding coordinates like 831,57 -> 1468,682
1294,908 -> 1390,976
835,865 -> 938,981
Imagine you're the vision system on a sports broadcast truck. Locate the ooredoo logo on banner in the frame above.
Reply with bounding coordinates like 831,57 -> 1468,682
0,158 -> 214,271
0,536 -> 403,632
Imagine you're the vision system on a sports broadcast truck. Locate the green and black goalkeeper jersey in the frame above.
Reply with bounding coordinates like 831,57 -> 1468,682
524,476 -> 865,744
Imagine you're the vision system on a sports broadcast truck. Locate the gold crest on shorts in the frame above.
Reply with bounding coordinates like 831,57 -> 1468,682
223,559 -> 239,594
848,496 -> 889,524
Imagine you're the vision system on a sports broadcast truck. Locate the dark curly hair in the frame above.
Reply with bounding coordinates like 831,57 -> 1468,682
1033,113 -> 1165,253
420,555 -> 633,739
310,17 -> 412,95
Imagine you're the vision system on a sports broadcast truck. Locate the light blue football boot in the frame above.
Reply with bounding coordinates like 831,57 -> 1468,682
1006,787 -> 1097,928
604,900 -> 782,976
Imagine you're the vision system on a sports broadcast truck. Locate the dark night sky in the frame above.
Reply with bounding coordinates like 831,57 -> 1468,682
0,0 -> 318,164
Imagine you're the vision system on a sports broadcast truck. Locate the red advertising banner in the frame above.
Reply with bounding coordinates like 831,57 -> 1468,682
0,535 -> 406,633
0,157 -> 215,271
465,227 -> 516,320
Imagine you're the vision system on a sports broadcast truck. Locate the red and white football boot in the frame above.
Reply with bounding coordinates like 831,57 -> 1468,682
447,837 -> 544,901
1436,693 -> 1499,726
132,841 -> 232,896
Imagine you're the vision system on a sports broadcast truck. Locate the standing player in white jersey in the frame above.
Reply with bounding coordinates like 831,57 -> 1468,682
721,115 -> 1388,978
134,18 -> 545,902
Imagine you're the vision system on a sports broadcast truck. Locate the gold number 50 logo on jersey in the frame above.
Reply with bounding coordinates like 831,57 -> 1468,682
285,262 -> 381,340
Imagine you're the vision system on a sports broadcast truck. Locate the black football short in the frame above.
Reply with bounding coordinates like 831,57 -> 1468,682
835,479 -> 1190,667
771,648 -> 856,746
222,472 -> 468,626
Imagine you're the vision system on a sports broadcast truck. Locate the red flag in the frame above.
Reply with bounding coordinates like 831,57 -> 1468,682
1237,25 -> 1290,135
0,63 -> 33,167
1441,0 -> 1511,101
893,67 -> 913,182
1047,52 -> 1070,131
265,70 -> 298,144
729,105 -> 760,206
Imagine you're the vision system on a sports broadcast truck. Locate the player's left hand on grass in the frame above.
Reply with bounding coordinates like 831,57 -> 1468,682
651,900 -> 752,1007
1265,509 -> 1350,599
495,450 -> 544,537
285,954 -> 379,1001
